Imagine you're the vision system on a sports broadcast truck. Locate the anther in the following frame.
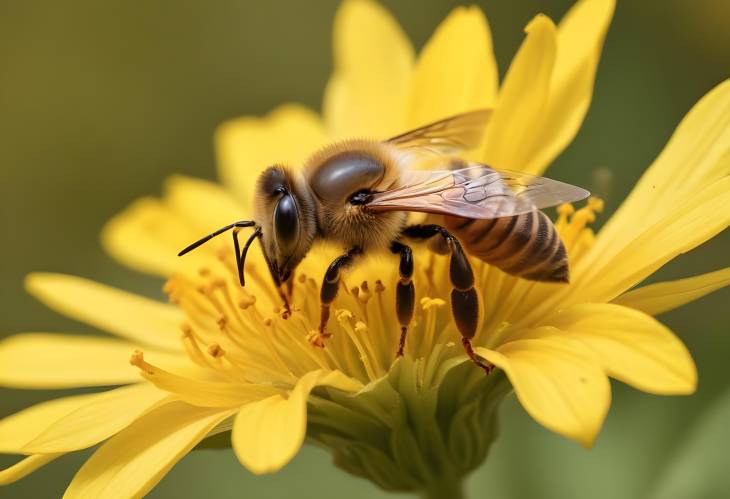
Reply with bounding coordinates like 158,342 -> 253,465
588,197 -> 604,212
129,350 -> 154,374
238,295 -> 256,309
297,273 -> 307,284
307,330 -> 329,348
557,203 -> 575,217
207,343 -> 225,358
422,297 -> 446,310
217,316 -> 227,330
263,318 -> 272,326
374,280 -> 385,293
358,281 -> 372,303
336,309 -> 354,323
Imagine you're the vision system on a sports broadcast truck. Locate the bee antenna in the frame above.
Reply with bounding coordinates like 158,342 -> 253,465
178,220 -> 256,256
235,226 -> 262,286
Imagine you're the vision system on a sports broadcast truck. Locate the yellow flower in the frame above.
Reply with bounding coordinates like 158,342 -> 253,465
1,0 -> 729,497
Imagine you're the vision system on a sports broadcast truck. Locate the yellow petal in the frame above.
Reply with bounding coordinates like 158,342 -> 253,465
25,273 -> 184,352
544,304 -> 697,395
614,267 -> 730,316
481,15 -> 557,170
0,392 -> 101,453
323,0 -> 414,138
216,104 -> 327,202
101,197 -> 194,275
163,175 -> 247,231
130,350 -> 280,408
23,383 -> 171,453
477,336 -> 610,447
63,402 -> 234,499
0,334 -> 144,388
0,454 -> 62,485
577,178 -> 730,303
524,0 -> 615,174
231,370 -> 353,474
586,80 -> 730,266
102,175 -> 249,276
407,6 -> 497,127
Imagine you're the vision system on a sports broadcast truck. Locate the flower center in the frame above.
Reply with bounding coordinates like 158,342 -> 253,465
152,200 -> 602,386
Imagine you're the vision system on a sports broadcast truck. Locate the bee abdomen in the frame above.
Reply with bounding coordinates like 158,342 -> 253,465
444,210 -> 569,283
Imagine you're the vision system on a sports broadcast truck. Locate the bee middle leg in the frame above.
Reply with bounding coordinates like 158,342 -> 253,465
402,224 -> 493,374
390,241 -> 415,357
313,246 -> 362,347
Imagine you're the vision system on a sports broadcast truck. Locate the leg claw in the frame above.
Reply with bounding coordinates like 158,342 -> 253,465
462,338 -> 494,375
307,330 -> 331,348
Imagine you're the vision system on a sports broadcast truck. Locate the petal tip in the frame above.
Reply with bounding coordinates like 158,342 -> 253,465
525,13 -> 556,34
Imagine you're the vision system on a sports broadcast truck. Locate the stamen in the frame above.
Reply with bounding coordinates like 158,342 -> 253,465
336,310 -> 377,381
559,197 -> 603,252
207,343 -> 225,358
306,329 -> 329,348
180,324 -> 211,367
421,298 -> 446,355
129,350 -> 153,374
358,281 -> 372,304
257,318 -> 293,376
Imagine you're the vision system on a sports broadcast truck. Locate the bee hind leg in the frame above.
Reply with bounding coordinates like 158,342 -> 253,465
312,247 -> 362,347
402,224 -> 493,375
390,241 -> 415,357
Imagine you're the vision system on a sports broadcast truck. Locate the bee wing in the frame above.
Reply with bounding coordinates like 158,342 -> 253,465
365,164 -> 590,219
386,109 -> 492,154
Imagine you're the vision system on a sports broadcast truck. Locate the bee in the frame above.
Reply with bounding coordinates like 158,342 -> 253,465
178,109 -> 589,373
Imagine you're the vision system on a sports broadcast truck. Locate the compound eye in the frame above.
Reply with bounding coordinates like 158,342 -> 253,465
273,193 -> 300,255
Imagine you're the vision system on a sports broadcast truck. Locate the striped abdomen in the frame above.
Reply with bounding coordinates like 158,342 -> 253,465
443,210 -> 569,283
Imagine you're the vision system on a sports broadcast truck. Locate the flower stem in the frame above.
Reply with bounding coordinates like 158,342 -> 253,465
420,476 -> 465,499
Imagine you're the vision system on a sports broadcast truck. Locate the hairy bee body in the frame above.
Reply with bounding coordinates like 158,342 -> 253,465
303,139 -> 408,252
444,210 -> 569,282
179,108 -> 587,371
299,138 -> 568,282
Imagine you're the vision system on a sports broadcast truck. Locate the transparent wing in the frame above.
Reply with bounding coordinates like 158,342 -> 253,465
365,164 -> 590,219
386,109 -> 492,154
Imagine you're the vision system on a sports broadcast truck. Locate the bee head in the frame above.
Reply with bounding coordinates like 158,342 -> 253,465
254,165 -> 317,285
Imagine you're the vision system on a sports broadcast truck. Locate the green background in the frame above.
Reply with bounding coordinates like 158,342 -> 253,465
1,0 -> 728,498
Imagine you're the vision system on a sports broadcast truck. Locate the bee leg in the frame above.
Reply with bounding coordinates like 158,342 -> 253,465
390,241 -> 415,357
402,225 -> 493,375
314,247 -> 362,347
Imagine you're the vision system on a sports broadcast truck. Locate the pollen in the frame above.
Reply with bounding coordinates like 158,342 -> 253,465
421,297 -> 446,310
556,197 -> 604,257
207,343 -> 225,358
307,330 -> 329,348
358,281 -> 372,303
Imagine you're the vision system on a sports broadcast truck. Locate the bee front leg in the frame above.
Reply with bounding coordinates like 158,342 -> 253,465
390,241 -> 415,357
402,224 -> 493,374
312,247 -> 362,347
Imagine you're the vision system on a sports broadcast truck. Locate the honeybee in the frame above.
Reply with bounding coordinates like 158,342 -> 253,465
178,109 -> 589,373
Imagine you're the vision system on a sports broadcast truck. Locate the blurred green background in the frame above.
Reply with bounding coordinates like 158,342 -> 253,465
1,0 -> 728,498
